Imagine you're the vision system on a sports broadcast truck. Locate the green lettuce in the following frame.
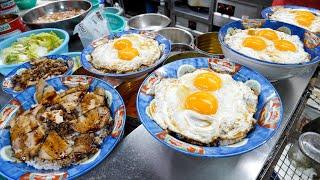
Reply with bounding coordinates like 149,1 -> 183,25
1,32 -> 63,65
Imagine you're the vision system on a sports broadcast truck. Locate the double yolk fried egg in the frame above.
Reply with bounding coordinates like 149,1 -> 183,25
147,69 -> 258,145
270,8 -> 320,33
90,34 -> 161,73
224,28 -> 310,64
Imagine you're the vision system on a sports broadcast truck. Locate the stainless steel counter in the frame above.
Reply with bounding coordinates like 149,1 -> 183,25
78,67 -> 317,180
0,60 -> 316,180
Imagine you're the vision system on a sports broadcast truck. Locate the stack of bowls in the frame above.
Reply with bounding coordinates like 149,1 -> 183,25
89,0 -> 99,10
104,6 -> 123,15
103,13 -> 125,33
14,0 -> 37,10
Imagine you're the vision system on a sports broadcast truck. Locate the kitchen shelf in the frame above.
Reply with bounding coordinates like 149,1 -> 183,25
174,4 -> 210,24
168,0 -> 216,31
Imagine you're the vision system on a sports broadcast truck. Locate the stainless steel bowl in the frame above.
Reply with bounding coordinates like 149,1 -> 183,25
288,132 -> 320,175
128,13 -> 171,31
195,32 -> 223,56
156,27 -> 193,46
171,44 -> 193,52
163,51 -> 209,65
22,0 -> 92,35
299,132 -> 320,165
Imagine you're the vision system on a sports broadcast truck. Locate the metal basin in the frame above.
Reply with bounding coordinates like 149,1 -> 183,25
128,13 -> 171,31
156,27 -> 194,46
22,0 -> 92,35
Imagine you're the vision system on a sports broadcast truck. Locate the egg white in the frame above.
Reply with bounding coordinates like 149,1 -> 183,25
90,34 -> 161,73
147,69 -> 258,144
270,8 -> 320,33
224,28 -> 310,64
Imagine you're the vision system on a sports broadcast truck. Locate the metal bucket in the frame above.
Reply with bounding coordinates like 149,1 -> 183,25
195,32 -> 223,56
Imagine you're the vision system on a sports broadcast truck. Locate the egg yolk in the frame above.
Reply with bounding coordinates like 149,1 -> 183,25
274,40 -> 297,52
243,36 -> 267,51
193,72 -> 222,91
114,39 -> 132,50
185,91 -> 218,115
118,48 -> 139,60
257,29 -> 279,41
294,11 -> 315,27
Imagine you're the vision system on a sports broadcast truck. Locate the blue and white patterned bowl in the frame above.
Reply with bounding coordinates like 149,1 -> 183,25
218,19 -> 320,81
62,52 -> 82,72
0,28 -> 70,76
261,5 -> 320,34
2,55 -> 74,97
0,75 -> 126,180
81,30 -> 171,80
137,57 -> 283,157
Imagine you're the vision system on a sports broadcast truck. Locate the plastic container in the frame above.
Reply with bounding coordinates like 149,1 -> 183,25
89,0 -> 99,10
0,28 -> 69,75
0,0 -> 18,15
14,0 -> 37,10
103,13 -> 125,33
104,7 -> 123,15
0,14 -> 26,41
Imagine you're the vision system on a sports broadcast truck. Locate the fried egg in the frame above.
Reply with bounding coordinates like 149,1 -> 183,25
90,34 -> 161,73
270,8 -> 320,33
147,69 -> 258,145
224,28 -> 310,64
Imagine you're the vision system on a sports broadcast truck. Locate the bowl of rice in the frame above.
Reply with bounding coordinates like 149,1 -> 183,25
218,19 -> 320,81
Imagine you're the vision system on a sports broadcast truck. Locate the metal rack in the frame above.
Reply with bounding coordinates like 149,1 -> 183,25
258,71 -> 320,180
272,144 -> 314,180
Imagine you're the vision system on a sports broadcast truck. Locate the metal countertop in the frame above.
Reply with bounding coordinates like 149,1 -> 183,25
0,39 -> 317,180
78,67 -> 317,180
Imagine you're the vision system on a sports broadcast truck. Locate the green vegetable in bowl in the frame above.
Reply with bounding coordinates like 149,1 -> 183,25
0,32 -> 63,65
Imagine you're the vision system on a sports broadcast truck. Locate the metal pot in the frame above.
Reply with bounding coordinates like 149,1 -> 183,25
288,132 -> 320,176
156,27 -> 194,51
128,13 -> 171,31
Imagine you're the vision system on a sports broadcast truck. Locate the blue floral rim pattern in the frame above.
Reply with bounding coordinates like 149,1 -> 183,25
81,30 -> 171,78
218,19 -> 320,67
261,5 -> 320,20
136,57 -> 283,157
0,75 -> 126,180
2,55 -> 74,97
